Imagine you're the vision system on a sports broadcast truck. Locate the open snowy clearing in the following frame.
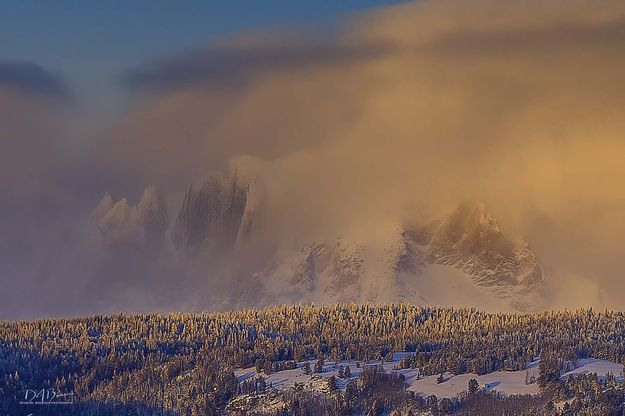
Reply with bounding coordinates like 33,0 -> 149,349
562,358 -> 623,381
235,355 -> 622,398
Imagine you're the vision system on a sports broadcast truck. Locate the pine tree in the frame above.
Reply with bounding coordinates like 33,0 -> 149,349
538,353 -> 561,391
436,373 -> 445,384
468,378 -> 479,395
327,375 -> 338,392
315,358 -> 324,374
439,397 -> 454,414
303,362 -> 311,375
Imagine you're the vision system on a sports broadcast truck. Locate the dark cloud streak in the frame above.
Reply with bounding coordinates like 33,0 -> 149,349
419,19 -> 625,56
121,38 -> 391,92
0,59 -> 70,100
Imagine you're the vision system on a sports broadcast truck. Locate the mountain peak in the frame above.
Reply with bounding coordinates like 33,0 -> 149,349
93,193 -> 114,219
447,201 -> 502,238
171,170 -> 250,255
137,185 -> 169,240
88,179 -> 548,312
137,185 -> 160,212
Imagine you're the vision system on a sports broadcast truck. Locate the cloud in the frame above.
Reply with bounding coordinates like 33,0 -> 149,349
93,0 -> 625,310
5,0 -> 625,317
0,59 -> 70,100
0,64 -> 83,319
121,31 -> 391,93
0,90 -> 62,196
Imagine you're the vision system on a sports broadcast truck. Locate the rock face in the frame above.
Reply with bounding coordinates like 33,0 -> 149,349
92,171 -> 252,257
92,186 -> 169,247
171,172 -> 250,257
137,186 -> 169,243
257,203 -> 548,311
91,173 -> 548,312
257,241 -> 368,304
405,203 -> 548,310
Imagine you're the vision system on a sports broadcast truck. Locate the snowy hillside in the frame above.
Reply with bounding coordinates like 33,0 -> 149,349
235,356 -> 622,400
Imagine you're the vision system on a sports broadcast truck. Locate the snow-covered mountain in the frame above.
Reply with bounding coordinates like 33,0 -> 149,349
91,172 -> 548,312
92,185 -> 169,247
406,202 -> 547,310
255,203 -> 548,311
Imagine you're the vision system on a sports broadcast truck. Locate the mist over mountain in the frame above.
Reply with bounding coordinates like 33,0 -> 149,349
2,0 -> 625,318
87,171 -> 548,313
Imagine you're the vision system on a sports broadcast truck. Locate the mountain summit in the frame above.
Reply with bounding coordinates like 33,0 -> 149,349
406,202 -> 547,310
91,174 -> 548,312
171,172 -> 251,257
256,202 -> 547,312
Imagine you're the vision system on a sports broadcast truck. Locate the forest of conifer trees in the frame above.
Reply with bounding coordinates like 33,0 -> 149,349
1,304 -> 624,415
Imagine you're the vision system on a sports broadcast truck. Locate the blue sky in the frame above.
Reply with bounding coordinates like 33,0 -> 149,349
0,1 -> 401,108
